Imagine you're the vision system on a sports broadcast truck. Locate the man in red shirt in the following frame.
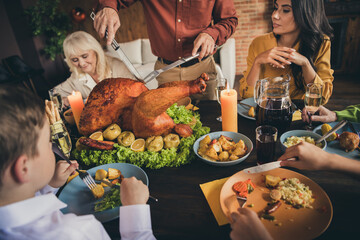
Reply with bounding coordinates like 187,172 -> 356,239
94,0 -> 238,100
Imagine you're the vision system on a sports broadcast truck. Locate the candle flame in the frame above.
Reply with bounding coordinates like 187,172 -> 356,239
72,91 -> 76,96
226,82 -> 230,93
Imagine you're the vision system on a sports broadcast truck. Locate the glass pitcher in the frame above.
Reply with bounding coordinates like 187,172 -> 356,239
254,75 -> 293,134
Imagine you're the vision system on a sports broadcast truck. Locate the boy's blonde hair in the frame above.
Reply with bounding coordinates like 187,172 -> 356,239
63,31 -> 111,81
0,86 -> 46,186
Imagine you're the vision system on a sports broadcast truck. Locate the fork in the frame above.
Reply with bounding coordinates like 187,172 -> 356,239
52,143 -> 97,191
236,194 -> 247,208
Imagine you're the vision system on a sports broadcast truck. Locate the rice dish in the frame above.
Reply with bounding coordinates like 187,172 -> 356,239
283,136 -> 320,148
278,178 -> 314,208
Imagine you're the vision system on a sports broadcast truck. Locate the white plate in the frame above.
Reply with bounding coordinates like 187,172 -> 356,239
237,98 -> 256,120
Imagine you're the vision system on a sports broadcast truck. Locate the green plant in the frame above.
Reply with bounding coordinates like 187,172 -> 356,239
25,0 -> 72,60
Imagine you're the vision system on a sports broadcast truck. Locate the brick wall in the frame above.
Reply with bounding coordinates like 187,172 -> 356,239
233,0 -> 273,75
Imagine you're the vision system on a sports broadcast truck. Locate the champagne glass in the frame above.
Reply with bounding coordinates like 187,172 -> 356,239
304,83 -> 323,130
48,88 -> 63,114
50,121 -> 72,158
215,78 -> 228,122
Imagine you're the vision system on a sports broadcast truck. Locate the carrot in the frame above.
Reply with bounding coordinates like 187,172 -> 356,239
233,179 -> 256,197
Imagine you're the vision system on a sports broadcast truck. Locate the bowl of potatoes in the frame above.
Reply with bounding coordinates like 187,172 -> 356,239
193,131 -> 253,166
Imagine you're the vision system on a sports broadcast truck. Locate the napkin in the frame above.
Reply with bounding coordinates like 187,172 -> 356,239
292,110 -> 302,121
200,177 -> 230,226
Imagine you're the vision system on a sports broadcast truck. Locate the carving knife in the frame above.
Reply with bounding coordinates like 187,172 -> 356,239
90,12 -> 144,82
143,45 -> 220,83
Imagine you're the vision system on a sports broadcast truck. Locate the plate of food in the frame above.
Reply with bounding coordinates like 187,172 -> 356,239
313,122 -> 360,160
58,163 -> 148,223
237,98 -> 256,120
220,168 -> 333,240
193,131 -> 253,166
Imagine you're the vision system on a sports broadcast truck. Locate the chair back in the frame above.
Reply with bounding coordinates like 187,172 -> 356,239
0,64 -> 15,83
2,55 -> 32,77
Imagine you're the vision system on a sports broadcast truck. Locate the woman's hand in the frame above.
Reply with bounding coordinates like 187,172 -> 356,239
278,142 -> 331,171
49,160 -> 79,188
288,51 -> 309,67
255,47 -> 295,69
302,106 -> 337,123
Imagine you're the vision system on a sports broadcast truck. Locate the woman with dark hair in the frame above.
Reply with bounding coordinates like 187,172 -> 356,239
239,0 -> 334,104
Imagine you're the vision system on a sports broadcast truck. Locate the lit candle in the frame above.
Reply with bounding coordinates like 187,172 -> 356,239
220,86 -> 238,132
67,91 -> 84,130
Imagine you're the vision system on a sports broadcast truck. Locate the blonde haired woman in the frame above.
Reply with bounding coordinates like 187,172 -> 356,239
54,31 -> 134,106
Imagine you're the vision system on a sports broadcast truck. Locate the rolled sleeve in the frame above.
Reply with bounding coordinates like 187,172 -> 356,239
313,39 -> 334,104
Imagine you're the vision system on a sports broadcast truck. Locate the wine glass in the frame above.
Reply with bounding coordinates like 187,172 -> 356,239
214,78 -> 228,122
48,88 -> 63,114
50,121 -> 72,158
304,83 -> 323,130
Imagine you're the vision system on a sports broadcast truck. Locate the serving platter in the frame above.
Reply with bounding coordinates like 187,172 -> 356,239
220,168 -> 333,240
313,122 -> 360,160
58,163 -> 148,223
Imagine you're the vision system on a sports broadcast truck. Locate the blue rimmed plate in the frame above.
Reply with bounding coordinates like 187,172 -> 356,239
58,163 -> 148,223
313,122 -> 360,160
193,131 -> 253,166
237,98 -> 256,120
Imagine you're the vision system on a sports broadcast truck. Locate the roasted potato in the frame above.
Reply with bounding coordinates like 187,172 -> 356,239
218,135 -> 235,151
95,169 -> 108,181
108,168 -> 121,179
91,184 -> 105,199
164,133 -> 180,148
146,136 -> 164,152
231,140 -> 246,156
218,151 -> 230,161
199,135 -> 211,148
205,146 -> 219,160
118,131 -> 135,147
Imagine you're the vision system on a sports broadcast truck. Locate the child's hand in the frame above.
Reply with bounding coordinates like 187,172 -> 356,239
49,160 -> 78,188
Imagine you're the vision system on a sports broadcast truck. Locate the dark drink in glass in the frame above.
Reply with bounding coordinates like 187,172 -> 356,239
255,125 -> 278,165
255,98 -> 292,135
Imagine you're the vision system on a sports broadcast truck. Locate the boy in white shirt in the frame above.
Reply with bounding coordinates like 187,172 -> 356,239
0,86 -> 156,240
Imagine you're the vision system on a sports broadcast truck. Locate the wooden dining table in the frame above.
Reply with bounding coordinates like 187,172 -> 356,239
99,98 -> 360,240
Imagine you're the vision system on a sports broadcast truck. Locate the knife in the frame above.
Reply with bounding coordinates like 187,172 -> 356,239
315,120 -> 348,144
348,121 -> 359,136
243,158 -> 296,174
143,45 -> 219,83
90,12 -> 144,82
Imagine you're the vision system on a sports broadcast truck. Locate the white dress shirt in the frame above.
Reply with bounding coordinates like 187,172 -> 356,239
0,188 -> 156,240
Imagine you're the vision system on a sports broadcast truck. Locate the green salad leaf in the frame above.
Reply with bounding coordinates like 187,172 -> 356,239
72,103 -> 210,169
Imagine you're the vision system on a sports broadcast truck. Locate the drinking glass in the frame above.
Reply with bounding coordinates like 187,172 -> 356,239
48,88 -> 63,114
50,121 -> 72,158
304,83 -> 323,130
256,125 -> 278,165
214,78 -> 228,122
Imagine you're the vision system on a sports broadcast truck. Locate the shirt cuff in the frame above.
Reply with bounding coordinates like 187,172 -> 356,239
97,0 -> 119,12
119,204 -> 152,232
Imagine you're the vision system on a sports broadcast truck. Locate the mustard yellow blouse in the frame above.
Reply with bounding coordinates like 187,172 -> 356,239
239,33 -> 334,104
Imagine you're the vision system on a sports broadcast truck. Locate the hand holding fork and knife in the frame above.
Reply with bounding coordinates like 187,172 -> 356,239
52,143 -> 158,202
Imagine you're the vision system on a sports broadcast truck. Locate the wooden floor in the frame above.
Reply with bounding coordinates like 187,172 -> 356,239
234,73 -> 360,110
